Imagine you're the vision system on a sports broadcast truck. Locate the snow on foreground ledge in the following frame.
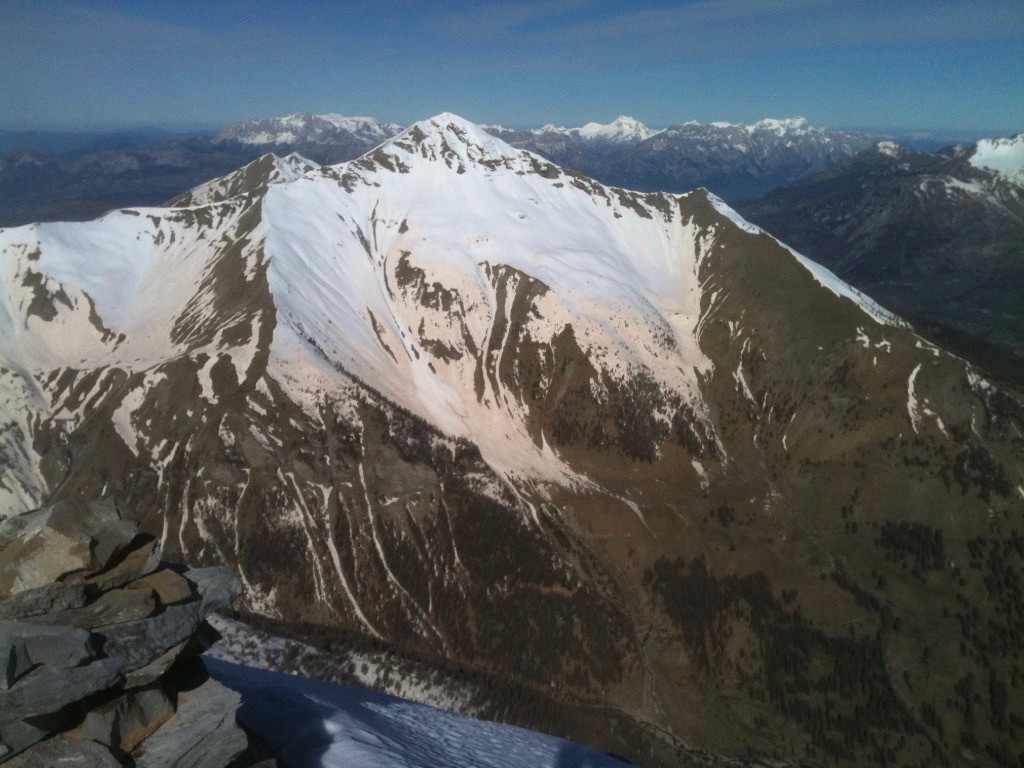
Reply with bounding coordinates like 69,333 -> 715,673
205,657 -> 632,768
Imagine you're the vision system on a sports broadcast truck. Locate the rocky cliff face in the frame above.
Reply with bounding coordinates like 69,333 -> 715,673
0,498 -> 251,767
1,114 -> 1022,767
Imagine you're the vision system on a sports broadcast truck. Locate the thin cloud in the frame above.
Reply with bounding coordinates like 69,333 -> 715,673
432,0 -> 1023,59
428,0 -> 597,42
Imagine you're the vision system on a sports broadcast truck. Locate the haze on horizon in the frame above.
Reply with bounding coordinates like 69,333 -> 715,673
1,0 -> 1022,135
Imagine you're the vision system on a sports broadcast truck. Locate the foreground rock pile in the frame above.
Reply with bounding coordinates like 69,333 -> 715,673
0,499 -> 252,767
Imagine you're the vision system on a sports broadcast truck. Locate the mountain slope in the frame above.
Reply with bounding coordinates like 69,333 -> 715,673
167,152 -> 320,207
737,138 -> 1024,377
1,114 -> 1022,767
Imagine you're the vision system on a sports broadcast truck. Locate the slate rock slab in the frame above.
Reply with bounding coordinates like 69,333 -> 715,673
1,620 -> 96,689
3,734 -> 121,768
133,676 -> 247,768
124,638 -> 191,690
186,567 -> 243,614
128,567 -> 194,607
0,656 -> 123,720
0,708 -> 79,759
32,583 -> 157,630
0,580 -> 87,620
85,537 -> 161,594
69,683 -> 174,752
98,600 -> 206,673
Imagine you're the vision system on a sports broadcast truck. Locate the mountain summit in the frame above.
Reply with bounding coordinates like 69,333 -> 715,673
1,112 -> 1022,767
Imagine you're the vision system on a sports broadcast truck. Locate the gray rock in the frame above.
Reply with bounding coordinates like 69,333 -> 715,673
99,569 -> 240,674
127,568 -> 194,607
1,620 -> 96,689
124,639 -> 190,689
133,677 -> 247,768
185,567 -> 243,614
98,600 -> 205,673
0,580 -> 87,620
85,538 -> 160,593
68,683 -> 174,752
0,656 -> 123,720
3,734 -> 121,768
31,584 -> 157,630
0,499 -> 137,597
0,709 -> 78,760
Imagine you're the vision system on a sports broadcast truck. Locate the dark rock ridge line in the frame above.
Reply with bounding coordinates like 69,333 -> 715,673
0,498 -> 254,767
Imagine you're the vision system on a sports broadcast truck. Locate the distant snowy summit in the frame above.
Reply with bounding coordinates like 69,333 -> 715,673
215,112 -> 403,147
501,115 -> 662,144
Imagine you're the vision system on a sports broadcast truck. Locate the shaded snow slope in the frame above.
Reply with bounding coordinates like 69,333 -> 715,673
207,658 -> 632,768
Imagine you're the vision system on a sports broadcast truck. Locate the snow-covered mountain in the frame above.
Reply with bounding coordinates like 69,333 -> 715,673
214,113 -> 403,166
1,113 -> 1022,767
215,112 -> 402,147
482,115 -> 659,145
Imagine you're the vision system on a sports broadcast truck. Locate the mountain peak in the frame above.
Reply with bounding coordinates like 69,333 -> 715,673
383,112 -> 523,168
577,115 -> 659,142
749,117 -> 810,135
873,140 -> 906,159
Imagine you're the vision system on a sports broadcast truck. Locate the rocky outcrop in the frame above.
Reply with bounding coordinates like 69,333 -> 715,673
0,499 -> 251,767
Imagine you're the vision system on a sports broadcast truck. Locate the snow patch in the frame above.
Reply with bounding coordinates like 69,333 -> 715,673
907,364 -> 923,434
970,134 -> 1024,182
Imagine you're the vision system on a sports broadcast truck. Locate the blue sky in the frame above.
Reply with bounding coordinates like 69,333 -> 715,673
2,0 -> 1022,133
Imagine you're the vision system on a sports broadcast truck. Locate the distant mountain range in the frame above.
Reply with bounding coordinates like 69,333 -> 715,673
484,115 -> 876,201
213,112 -> 879,201
0,112 -> 876,226
738,135 -> 1024,379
